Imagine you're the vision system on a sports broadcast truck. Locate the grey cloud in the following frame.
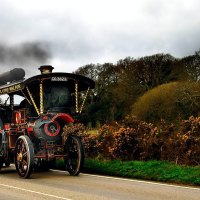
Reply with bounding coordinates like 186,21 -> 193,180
0,0 -> 200,73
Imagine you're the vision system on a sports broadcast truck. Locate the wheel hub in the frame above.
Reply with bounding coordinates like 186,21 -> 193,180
17,153 -> 23,161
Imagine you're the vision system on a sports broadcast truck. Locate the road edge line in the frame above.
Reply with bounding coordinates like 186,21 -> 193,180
50,169 -> 200,191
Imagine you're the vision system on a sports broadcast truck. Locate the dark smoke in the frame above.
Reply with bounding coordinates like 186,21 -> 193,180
0,42 -> 51,77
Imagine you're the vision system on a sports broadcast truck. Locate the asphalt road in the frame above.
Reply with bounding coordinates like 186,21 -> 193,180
0,166 -> 200,200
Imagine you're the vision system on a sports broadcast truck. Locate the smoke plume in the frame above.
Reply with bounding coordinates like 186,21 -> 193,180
0,42 -> 51,77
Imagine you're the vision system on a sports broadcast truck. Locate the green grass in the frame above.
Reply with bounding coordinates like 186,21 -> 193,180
55,159 -> 200,186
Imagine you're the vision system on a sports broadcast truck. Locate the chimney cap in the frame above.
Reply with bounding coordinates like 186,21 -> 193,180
39,65 -> 54,74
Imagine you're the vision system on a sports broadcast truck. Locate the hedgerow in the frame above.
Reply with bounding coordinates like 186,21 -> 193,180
65,116 -> 200,165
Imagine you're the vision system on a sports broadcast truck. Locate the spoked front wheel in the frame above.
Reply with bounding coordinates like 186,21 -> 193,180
64,135 -> 84,176
15,136 -> 34,178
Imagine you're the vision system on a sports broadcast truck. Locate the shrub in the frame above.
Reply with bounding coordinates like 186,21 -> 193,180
63,123 -> 86,137
132,81 -> 200,123
95,124 -> 116,158
177,117 -> 200,165
109,127 -> 139,160
62,117 -> 200,165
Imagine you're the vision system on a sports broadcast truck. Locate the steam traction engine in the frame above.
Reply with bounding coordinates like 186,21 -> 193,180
0,66 -> 95,178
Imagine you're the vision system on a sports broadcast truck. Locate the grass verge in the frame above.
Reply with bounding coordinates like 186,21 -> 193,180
55,158 -> 200,186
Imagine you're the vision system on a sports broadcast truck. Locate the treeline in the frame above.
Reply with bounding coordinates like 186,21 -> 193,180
75,51 -> 200,126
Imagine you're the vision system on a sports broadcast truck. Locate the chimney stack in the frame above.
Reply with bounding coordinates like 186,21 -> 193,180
39,65 -> 54,74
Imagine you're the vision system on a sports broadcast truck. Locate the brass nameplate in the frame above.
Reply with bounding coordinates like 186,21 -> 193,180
51,77 -> 68,81
0,83 -> 22,94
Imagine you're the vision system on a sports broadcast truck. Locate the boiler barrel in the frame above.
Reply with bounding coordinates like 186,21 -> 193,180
0,68 -> 25,86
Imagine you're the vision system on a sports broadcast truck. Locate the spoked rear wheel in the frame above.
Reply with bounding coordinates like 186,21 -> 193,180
15,136 -> 34,178
64,135 -> 84,176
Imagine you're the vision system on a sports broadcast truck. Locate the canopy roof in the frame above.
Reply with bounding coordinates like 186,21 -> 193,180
0,72 -> 95,96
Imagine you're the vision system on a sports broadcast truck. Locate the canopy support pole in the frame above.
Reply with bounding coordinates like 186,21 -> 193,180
26,86 -> 40,116
21,90 -> 32,105
75,81 -> 79,113
79,87 -> 90,114
40,80 -> 44,114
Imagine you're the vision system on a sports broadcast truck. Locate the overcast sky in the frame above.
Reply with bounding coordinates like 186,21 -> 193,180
0,0 -> 200,77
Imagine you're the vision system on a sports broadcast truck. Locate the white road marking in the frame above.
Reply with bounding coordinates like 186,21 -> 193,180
50,169 -> 200,191
7,165 -> 200,192
0,183 -> 72,200
82,173 -> 200,191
